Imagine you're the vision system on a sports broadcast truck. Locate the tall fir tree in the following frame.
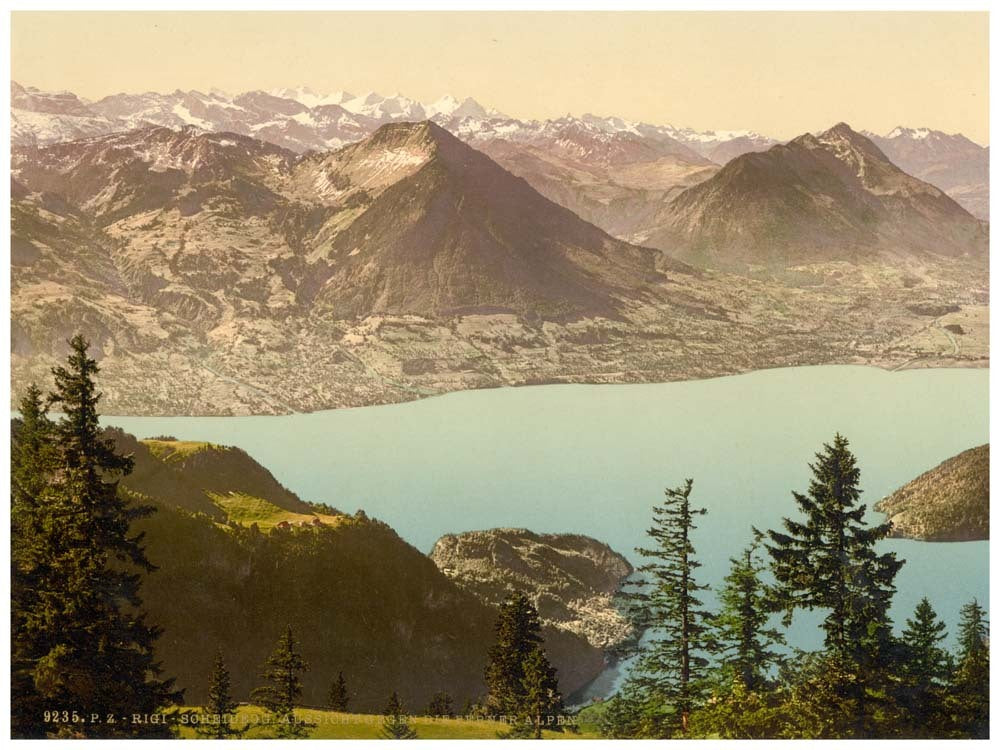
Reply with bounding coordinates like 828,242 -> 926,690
12,338 -> 180,737
955,599 -> 989,672
689,532 -> 788,738
710,531 -> 785,692
765,434 -> 902,737
381,691 -> 418,739
896,598 -> 951,734
518,645 -> 563,738
251,625 -> 312,738
623,478 -> 712,736
484,593 -> 547,716
327,671 -> 350,712
11,384 -> 56,737
11,386 -> 64,740
196,650 -> 243,738
949,599 -> 989,738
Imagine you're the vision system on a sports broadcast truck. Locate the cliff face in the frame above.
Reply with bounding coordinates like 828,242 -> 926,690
430,528 -> 635,651
875,444 -> 989,542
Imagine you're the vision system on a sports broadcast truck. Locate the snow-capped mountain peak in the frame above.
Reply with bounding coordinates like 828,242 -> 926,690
268,86 -> 356,109
426,94 -> 461,117
347,91 -> 385,108
578,113 -> 642,135
325,91 -> 356,106
268,85 -> 317,103
885,125 -> 934,140
426,95 -> 476,118
668,126 -> 766,143
341,91 -> 426,121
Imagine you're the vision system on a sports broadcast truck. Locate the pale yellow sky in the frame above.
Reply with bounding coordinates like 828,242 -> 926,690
11,11 -> 990,144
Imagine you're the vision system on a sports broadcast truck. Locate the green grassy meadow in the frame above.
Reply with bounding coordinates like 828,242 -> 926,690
207,491 -> 344,531
142,440 -> 216,462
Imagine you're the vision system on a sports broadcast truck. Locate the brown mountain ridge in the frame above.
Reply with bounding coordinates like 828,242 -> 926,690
290,121 -> 666,319
646,123 -> 987,271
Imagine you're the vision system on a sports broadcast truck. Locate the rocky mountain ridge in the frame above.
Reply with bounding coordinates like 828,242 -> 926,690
865,126 -> 989,219
11,80 -> 774,162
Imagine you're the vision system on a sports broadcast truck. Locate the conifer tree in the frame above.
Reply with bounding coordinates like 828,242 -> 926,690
710,531 -> 785,692
689,532 -> 789,738
623,478 -> 712,736
765,434 -> 902,737
196,651 -> 243,738
426,691 -> 455,717
519,646 -> 562,738
327,671 -> 350,712
11,384 -> 56,737
251,625 -> 312,738
13,338 -> 180,737
955,599 -> 989,672
949,599 -> 989,738
897,598 -> 950,733
381,691 -> 418,739
11,383 -> 53,534
599,682 -> 653,739
484,593 -> 547,715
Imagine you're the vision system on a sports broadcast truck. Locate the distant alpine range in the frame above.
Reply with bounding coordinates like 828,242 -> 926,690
11,82 -> 989,416
12,82 -> 987,219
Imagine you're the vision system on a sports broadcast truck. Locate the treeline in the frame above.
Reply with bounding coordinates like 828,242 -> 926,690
599,435 -> 989,739
193,596 -> 565,740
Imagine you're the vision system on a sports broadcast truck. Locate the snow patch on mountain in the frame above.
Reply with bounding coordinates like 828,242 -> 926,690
671,128 -> 764,143
268,86 -> 355,109
886,126 -> 933,140
426,95 -> 507,121
341,91 -> 427,121
171,103 -> 212,130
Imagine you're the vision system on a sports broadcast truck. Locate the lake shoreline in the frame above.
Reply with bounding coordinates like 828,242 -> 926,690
87,359 -> 989,420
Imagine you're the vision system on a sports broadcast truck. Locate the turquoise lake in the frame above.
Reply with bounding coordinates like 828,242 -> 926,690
102,364 -> 988,674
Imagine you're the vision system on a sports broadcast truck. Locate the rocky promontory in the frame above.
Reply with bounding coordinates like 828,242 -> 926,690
876,444 -> 989,542
429,528 -> 635,651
